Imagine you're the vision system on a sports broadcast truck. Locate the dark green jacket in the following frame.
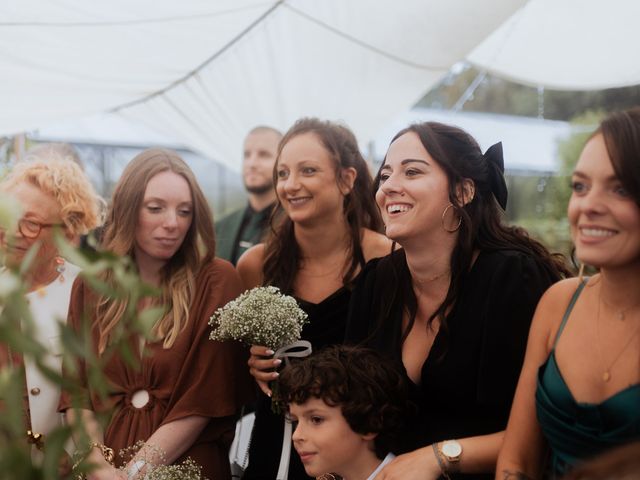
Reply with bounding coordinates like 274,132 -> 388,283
215,204 -> 273,265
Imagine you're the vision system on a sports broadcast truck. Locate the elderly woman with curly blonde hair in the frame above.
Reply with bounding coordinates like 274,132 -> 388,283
0,144 -> 104,455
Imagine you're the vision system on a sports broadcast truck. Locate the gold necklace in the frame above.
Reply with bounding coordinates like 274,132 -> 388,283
600,294 -> 640,321
414,270 -> 451,285
300,257 -> 347,278
596,288 -> 640,382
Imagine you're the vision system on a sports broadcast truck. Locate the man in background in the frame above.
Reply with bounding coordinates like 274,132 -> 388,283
215,126 -> 282,264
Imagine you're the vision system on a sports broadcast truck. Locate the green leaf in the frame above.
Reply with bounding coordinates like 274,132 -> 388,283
42,425 -> 73,480
136,306 -> 164,336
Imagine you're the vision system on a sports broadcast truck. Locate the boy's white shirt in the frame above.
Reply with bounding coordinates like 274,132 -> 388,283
364,452 -> 396,480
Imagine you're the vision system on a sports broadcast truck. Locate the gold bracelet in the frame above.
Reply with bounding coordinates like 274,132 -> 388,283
73,442 -> 116,480
432,442 -> 452,480
88,442 -> 115,465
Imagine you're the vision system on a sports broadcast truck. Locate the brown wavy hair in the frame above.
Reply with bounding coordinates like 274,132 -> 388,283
279,345 -> 411,459
374,122 -> 571,346
96,148 -> 215,353
263,118 -> 383,294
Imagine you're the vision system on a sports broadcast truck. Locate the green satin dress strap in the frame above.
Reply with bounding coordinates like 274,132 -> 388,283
536,280 -> 640,477
551,280 -> 587,349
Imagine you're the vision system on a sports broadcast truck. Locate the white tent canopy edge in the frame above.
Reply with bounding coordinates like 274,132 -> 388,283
3,0 -> 637,171
1,0 -> 524,170
468,0 -> 640,90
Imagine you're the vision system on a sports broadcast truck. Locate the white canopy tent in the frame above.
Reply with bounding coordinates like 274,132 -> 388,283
0,0 -> 525,170
468,0 -> 640,90
1,0 -> 638,171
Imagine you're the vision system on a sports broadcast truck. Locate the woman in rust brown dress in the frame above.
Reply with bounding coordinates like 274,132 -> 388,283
60,149 -> 253,480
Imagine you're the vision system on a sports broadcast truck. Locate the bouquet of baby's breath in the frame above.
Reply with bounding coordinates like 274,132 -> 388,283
209,286 -> 309,413
119,442 -> 207,480
133,458 -> 204,480
208,286 -> 308,349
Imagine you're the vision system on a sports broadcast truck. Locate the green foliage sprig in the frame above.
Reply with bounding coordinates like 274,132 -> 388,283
0,192 -> 163,480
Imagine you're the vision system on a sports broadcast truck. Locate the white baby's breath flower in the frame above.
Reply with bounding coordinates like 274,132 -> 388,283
142,459 -> 204,480
209,286 -> 308,349
117,442 -> 206,480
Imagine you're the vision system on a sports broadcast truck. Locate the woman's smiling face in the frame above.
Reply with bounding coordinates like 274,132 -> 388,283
275,132 -> 354,227
376,131 -> 453,243
568,133 -> 640,269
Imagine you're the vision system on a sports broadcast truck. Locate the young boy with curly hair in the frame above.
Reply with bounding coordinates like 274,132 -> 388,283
279,345 -> 410,480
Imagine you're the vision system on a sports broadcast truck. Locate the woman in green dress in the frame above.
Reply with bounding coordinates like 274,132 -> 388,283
497,108 -> 640,478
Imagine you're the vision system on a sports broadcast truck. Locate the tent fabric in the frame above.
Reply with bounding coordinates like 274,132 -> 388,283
0,0 -> 524,170
3,1 -> 637,171
467,0 -> 640,90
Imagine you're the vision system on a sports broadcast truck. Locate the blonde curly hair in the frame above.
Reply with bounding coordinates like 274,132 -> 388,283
2,147 -> 105,235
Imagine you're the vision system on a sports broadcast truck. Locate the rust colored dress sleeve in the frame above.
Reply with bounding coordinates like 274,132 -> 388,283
159,258 -> 255,478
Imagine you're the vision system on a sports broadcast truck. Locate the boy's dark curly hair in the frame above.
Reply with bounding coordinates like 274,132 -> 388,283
279,344 -> 410,459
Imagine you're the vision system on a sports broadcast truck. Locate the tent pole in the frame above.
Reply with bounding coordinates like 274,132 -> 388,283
537,85 -> 545,119
366,140 -> 375,168
452,69 -> 487,112
13,133 -> 26,162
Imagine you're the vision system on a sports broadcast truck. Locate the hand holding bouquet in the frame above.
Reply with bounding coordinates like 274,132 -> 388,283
122,443 -> 206,480
73,442 -> 207,480
132,458 -> 204,480
209,286 -> 310,412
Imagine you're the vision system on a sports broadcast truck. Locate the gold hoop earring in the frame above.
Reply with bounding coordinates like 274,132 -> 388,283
441,203 -> 462,233
316,475 -> 339,480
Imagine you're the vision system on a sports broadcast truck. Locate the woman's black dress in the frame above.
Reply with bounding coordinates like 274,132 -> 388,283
243,287 -> 352,480
345,249 -> 559,479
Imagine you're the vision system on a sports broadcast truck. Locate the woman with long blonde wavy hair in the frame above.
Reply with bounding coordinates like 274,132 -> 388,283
60,148 -> 254,480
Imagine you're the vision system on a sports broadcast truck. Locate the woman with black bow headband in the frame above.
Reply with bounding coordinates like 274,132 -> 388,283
344,122 -> 571,480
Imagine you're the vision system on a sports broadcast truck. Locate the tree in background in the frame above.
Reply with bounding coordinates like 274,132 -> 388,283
507,111 -> 601,262
418,64 -> 640,121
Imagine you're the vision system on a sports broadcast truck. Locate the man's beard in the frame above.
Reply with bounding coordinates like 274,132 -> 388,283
245,182 -> 273,195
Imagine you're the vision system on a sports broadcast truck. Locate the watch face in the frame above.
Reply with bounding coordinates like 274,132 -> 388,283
442,441 -> 462,458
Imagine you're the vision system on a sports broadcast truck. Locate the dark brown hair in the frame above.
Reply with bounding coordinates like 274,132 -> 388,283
263,118 -> 384,294
279,345 -> 410,459
375,122 -> 571,345
597,107 -> 640,207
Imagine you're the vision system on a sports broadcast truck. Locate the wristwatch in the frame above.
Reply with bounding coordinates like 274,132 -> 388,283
440,439 -> 462,464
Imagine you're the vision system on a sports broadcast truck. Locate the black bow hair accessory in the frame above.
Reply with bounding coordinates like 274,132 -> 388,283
484,142 -> 508,210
